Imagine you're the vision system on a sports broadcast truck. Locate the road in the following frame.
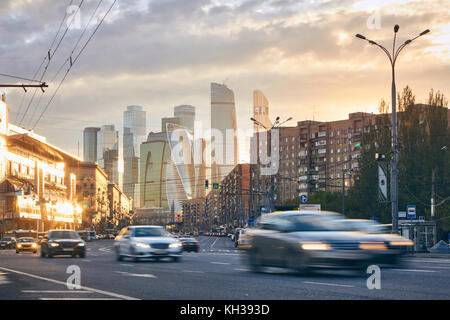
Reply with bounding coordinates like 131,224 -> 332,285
0,236 -> 449,300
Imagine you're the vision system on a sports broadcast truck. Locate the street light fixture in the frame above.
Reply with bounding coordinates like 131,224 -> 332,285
355,25 -> 430,234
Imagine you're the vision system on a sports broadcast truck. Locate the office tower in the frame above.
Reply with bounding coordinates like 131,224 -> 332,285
123,105 -> 146,203
97,125 -> 119,185
253,90 -> 272,133
161,117 -> 181,133
83,127 -> 100,163
210,82 -> 238,184
174,105 -> 195,132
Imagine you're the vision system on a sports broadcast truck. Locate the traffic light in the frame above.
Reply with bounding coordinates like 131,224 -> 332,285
205,179 -> 209,189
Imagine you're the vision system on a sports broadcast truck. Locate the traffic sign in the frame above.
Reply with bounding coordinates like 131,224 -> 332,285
212,183 -> 220,190
407,205 -> 416,219
398,211 -> 407,218
248,219 -> 254,227
300,194 -> 308,203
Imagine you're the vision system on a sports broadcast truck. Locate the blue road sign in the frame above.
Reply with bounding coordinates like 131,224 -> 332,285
212,183 -> 220,190
407,205 -> 416,219
248,219 -> 254,227
300,194 -> 308,203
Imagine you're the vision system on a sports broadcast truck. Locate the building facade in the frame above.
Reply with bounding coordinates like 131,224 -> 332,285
83,127 -> 100,163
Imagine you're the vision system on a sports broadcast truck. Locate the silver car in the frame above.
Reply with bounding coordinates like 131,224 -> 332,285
114,226 -> 183,262
245,211 -> 413,273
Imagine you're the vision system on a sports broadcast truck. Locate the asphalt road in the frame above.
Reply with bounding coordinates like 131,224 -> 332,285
0,236 -> 449,300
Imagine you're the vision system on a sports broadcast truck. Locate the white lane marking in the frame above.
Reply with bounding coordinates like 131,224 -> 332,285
390,269 -> 437,273
115,271 -> 156,278
0,266 -> 139,300
82,260 -> 91,262
210,238 -> 218,249
210,262 -> 230,265
415,266 -> 450,269
99,247 -> 112,252
23,290 -> 92,293
406,259 -> 450,264
120,264 -> 134,267
234,268 -> 250,272
40,298 -> 120,300
182,270 -> 204,273
303,281 -> 355,288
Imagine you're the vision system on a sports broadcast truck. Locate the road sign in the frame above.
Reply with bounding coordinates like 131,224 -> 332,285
407,205 -> 416,219
378,163 -> 388,201
300,194 -> 308,203
248,219 -> 254,227
212,183 -> 220,190
398,211 -> 407,218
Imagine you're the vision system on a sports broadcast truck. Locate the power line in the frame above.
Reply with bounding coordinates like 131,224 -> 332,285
31,0 -> 118,131
0,73 -> 44,83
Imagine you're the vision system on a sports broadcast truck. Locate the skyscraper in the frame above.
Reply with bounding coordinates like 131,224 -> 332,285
174,105 -> 195,132
83,127 -> 100,163
97,125 -> 119,185
210,82 -> 238,184
253,90 -> 272,133
123,105 -> 146,204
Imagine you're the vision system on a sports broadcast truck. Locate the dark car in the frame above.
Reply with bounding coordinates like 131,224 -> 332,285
40,230 -> 86,258
180,238 -> 199,252
0,237 -> 16,249
245,211 -> 413,273
16,237 -> 38,254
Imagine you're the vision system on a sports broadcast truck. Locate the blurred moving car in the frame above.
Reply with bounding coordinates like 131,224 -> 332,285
0,237 -> 16,249
40,230 -> 86,258
16,237 -> 38,253
114,226 -> 183,262
245,211 -> 413,273
180,238 -> 199,252
235,229 -> 252,249
77,230 -> 97,242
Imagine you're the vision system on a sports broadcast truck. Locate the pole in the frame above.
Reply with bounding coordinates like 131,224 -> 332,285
431,168 -> 435,218
342,169 -> 345,215
391,65 -> 399,234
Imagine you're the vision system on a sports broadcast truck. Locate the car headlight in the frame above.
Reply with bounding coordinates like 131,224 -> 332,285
359,242 -> 387,250
169,242 -> 182,248
77,242 -> 85,247
17,244 -> 22,248
135,242 -> 150,248
32,243 -> 37,248
300,242 -> 331,251
50,242 -> 60,247
390,240 -> 414,246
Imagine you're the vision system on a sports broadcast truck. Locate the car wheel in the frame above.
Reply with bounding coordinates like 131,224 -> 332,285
33,251 -> 37,254
248,249 -> 264,273
40,249 -> 46,258
79,252 -> 86,259
115,247 -> 123,261
172,256 -> 181,262
286,251 -> 310,275
47,251 -> 53,258
16,250 -> 19,254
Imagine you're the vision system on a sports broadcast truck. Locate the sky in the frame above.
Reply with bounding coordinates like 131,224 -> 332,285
1,0 -> 449,162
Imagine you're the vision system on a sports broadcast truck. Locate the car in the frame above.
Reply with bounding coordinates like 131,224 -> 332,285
0,237 -> 16,249
16,237 -> 38,254
340,219 -> 392,234
40,230 -> 86,258
180,238 -> 199,252
244,211 -> 414,273
235,229 -> 251,249
114,225 -> 183,262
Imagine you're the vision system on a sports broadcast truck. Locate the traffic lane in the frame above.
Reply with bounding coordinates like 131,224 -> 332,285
1,243 -> 449,300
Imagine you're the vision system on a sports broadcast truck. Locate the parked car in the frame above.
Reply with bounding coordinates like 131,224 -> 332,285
244,211 -> 413,273
114,225 -> 183,262
40,230 -> 86,258
0,237 -> 16,249
16,237 -> 38,254
180,238 -> 199,252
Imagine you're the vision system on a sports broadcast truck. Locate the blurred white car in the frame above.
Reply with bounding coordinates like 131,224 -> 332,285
114,226 -> 182,262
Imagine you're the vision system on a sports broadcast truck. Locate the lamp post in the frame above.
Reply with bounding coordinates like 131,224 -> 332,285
355,25 -> 430,234
251,116 -> 293,213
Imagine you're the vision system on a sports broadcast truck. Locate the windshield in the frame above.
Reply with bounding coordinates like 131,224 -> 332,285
281,215 -> 355,232
18,238 -> 34,243
48,231 -> 81,240
133,227 -> 169,237
1,238 -> 12,241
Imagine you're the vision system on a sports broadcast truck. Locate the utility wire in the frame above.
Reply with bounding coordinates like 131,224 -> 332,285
31,0 -> 118,131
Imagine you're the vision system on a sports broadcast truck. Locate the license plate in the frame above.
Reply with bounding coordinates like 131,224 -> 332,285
153,249 -> 167,254
62,248 -> 73,252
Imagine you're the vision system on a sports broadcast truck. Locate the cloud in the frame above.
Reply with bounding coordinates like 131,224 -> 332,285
0,0 -> 448,158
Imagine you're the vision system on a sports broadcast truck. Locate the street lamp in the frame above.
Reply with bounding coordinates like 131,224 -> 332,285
251,116 -> 293,213
356,25 -> 430,234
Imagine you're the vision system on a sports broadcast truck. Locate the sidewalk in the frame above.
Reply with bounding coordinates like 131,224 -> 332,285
406,252 -> 450,259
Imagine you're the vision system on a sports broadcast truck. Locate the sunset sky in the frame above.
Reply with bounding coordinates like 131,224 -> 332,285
1,0 -> 449,161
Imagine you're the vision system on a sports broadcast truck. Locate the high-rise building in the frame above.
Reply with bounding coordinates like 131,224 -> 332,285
174,105 -> 195,132
253,90 -> 272,133
83,127 -> 100,163
97,125 -> 119,185
210,82 -> 238,184
123,105 -> 146,204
